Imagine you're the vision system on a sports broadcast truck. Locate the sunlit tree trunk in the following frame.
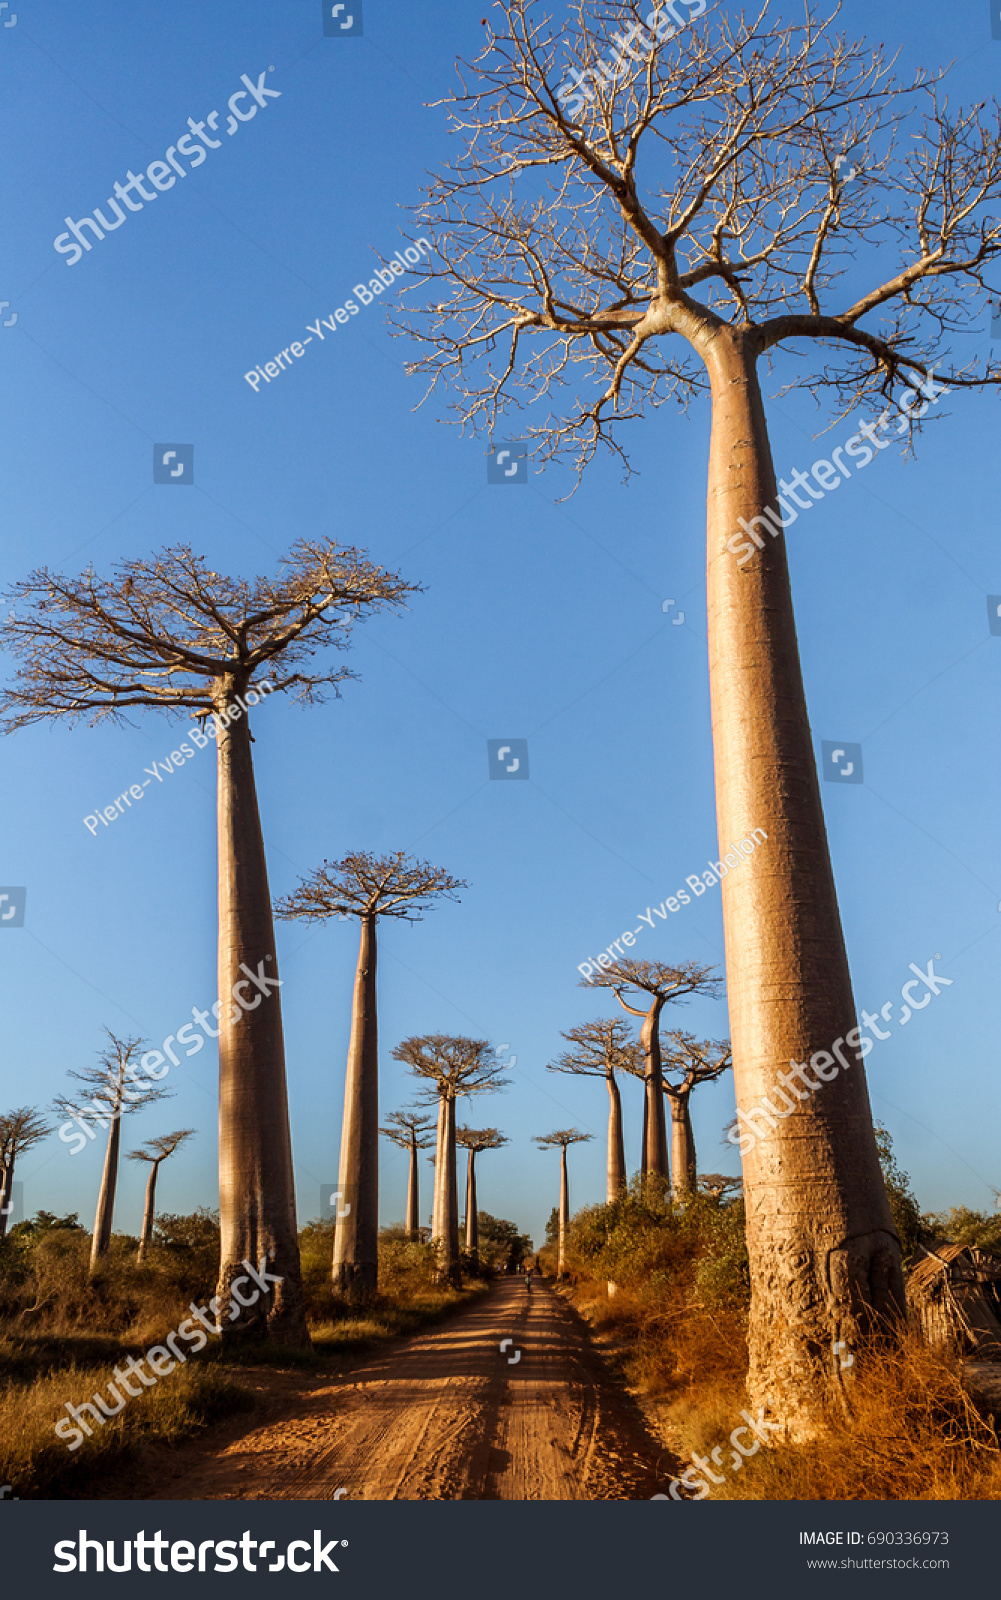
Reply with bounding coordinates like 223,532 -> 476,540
668,1091 -> 696,1200
606,1070 -> 626,1299
332,912 -> 379,1301
215,709 -> 307,1341
432,1097 -> 446,1244
640,999 -> 668,1184
406,1132 -> 420,1241
605,1071 -> 626,1201
89,1060 -> 124,1276
704,329 -> 904,1434
437,1096 -> 460,1287
558,1145 -> 569,1281
136,1158 -> 161,1263
464,1148 -> 479,1272
0,1157 -> 14,1241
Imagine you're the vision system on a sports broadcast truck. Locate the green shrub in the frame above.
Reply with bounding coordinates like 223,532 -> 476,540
927,1205 -> 1001,1256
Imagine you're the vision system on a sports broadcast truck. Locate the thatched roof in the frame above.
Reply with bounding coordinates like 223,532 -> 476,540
908,1242 -> 1001,1358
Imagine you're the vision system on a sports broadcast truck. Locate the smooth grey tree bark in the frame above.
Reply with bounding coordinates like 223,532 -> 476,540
332,913 -> 379,1296
216,708 -> 306,1339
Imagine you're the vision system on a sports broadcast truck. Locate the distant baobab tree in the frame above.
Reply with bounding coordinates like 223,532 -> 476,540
535,1128 -> 593,1279
395,0 -> 1001,1429
456,1126 -> 508,1271
127,1129 -> 195,1262
585,961 -> 719,1187
394,1035 -> 508,1286
381,1108 -> 436,1240
0,1107 -> 49,1240
645,1032 -> 733,1199
547,1019 -> 641,1201
700,1174 -> 743,1202
53,1032 -> 173,1277
276,851 -> 465,1300
2,540 -> 418,1342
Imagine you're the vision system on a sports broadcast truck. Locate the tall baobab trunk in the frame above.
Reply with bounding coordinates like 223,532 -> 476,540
605,1071 -> 626,1202
668,1091 -> 696,1200
89,1061 -> 124,1276
0,1158 -> 14,1241
215,708 -> 307,1341
406,1133 -> 420,1241
704,330 -> 903,1435
332,912 -> 379,1300
464,1149 -> 478,1270
557,1145 -> 569,1280
137,1158 -> 162,1263
437,1096 -> 460,1287
432,1097 -> 446,1243
640,1000 -> 669,1185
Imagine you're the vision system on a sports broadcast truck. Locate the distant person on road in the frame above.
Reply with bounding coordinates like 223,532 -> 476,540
525,1267 -> 533,1294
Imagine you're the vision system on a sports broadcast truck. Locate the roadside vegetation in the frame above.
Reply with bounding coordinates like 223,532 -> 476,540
0,1210 -> 488,1498
554,1133 -> 1001,1501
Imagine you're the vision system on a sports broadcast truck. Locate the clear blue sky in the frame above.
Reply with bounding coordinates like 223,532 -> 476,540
2,0 -> 999,1252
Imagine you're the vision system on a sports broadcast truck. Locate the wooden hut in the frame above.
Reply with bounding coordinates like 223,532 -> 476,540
908,1242 -> 1001,1358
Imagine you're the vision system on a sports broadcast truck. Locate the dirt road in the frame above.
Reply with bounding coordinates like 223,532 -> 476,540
151,1279 -> 672,1501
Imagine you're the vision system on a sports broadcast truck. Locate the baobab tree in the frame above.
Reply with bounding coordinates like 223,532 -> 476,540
2,540 -> 418,1342
585,961 -> 719,1187
380,1108 -> 436,1240
276,851 -> 465,1299
53,1033 -> 173,1276
397,0 -> 1001,1429
700,1174 -> 744,1201
535,1129 -> 593,1280
394,1035 -> 508,1286
0,1107 -> 49,1240
127,1129 -> 195,1262
659,1032 -> 732,1199
456,1125 -> 508,1271
547,1019 -> 641,1201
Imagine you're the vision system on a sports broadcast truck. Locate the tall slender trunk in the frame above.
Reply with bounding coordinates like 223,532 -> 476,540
605,1071 -> 626,1201
464,1150 -> 479,1271
332,913 -> 379,1300
137,1159 -> 161,1263
558,1146 -> 569,1280
0,1155 -> 13,1241
406,1134 -> 420,1240
89,1063 -> 124,1276
640,1000 -> 669,1185
215,706 -> 306,1342
704,329 -> 903,1434
432,1096 -> 446,1243
668,1090 -> 696,1199
437,1096 -> 460,1287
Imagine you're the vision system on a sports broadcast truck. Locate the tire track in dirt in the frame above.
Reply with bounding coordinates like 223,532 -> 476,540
148,1279 -> 672,1501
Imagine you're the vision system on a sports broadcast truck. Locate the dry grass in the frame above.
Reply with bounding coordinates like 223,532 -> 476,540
0,1216 -> 490,1497
719,1333 -> 1001,1501
572,1286 -> 1001,1499
0,1356 -> 255,1500
562,1187 -> 1001,1501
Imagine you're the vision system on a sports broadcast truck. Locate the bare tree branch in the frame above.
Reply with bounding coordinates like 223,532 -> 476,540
1,541 -> 421,730
275,850 -> 466,925
393,0 -> 1001,479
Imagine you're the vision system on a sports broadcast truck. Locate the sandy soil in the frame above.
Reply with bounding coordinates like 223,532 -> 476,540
143,1278 -> 674,1501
